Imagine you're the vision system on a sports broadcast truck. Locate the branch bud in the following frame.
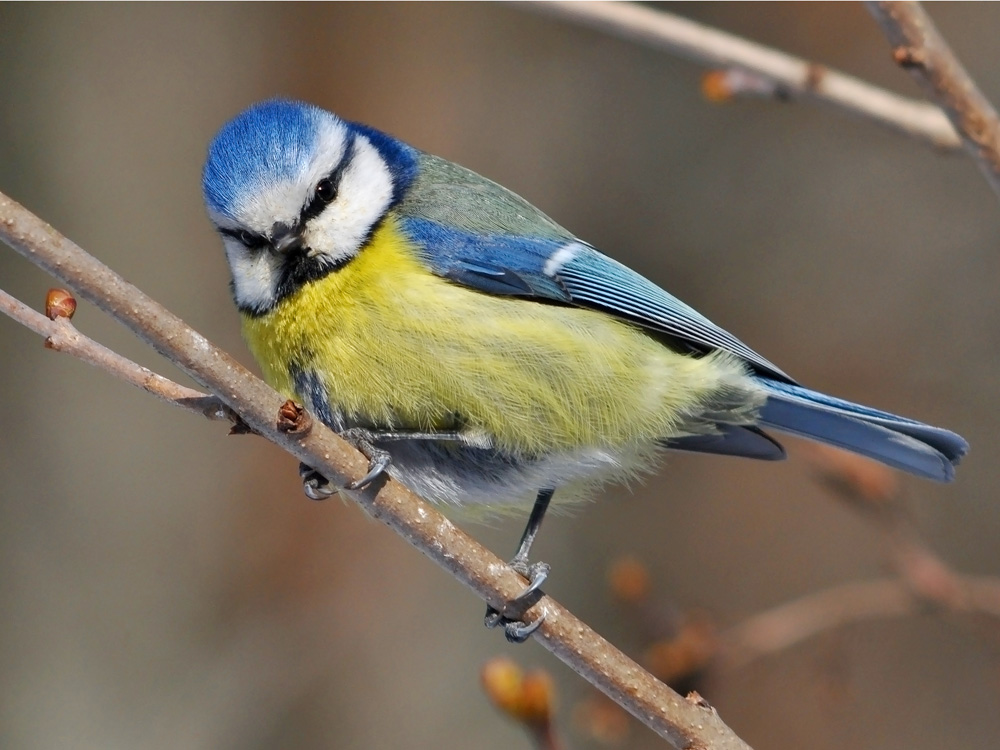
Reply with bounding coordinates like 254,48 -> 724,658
45,288 -> 77,320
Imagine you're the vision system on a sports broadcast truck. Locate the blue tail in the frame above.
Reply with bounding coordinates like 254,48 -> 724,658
756,379 -> 968,482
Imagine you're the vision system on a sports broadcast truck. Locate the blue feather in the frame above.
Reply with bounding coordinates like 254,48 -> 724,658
756,379 -> 967,481
400,214 -> 789,381
203,99 -> 327,218
555,247 -> 790,381
204,100 -> 421,227
399,217 -> 570,299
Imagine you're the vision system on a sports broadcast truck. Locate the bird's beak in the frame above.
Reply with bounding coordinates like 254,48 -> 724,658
270,224 -> 303,255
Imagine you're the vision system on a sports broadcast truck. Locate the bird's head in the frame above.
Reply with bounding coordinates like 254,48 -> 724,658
203,99 -> 416,314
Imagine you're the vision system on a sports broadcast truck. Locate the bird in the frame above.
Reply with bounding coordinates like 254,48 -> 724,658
203,99 -> 968,641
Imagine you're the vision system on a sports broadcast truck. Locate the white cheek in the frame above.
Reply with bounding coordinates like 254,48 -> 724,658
225,240 -> 283,310
302,135 -> 393,262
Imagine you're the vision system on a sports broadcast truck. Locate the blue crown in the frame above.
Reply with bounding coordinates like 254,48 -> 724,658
202,99 -> 333,218
204,99 -> 420,219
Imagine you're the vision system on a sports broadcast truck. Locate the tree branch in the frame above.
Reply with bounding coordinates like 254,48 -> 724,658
866,1 -> 1000,199
721,574 -> 1000,669
520,1 -> 961,150
0,287 -> 229,419
0,191 -> 753,749
719,447 -> 1000,669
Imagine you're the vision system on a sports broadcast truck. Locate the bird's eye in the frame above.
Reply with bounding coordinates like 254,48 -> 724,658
315,178 -> 337,203
239,230 -> 258,247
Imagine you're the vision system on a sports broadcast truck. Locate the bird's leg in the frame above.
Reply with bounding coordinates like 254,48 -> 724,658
299,428 -> 469,499
507,488 -> 554,592
484,488 -> 554,643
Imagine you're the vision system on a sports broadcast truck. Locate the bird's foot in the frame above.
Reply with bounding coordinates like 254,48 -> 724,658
299,462 -> 334,500
298,428 -> 392,500
339,428 -> 392,490
484,558 -> 550,643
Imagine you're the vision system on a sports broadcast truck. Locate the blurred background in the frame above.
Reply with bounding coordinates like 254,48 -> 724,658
1,3 -> 999,749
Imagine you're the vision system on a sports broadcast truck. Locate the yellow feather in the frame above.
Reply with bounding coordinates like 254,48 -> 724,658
242,214 -> 750,459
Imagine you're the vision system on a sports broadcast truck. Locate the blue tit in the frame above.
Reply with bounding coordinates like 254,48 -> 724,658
203,99 -> 967,639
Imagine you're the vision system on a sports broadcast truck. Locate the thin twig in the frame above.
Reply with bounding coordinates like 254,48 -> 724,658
716,446 -> 1000,670
866,1 -> 1000,199
520,1 -> 960,150
0,287 -> 228,419
0,191 -> 754,749
721,574 -> 1000,669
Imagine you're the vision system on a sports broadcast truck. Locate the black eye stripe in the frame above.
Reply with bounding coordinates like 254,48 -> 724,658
219,227 -> 268,250
300,134 -> 357,224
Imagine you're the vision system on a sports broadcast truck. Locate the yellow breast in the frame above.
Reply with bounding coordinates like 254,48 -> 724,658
241,214 -> 747,457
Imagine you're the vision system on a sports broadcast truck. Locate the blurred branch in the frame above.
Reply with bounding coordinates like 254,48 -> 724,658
522,1 -> 961,150
0,191 -> 754,749
595,448 -> 1000,701
866,1 -> 1000,199
721,574 -> 1000,669
0,286 -> 228,419
723,446 -> 1000,668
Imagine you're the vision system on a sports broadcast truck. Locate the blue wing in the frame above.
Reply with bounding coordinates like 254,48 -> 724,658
395,216 -> 570,300
399,215 -> 791,381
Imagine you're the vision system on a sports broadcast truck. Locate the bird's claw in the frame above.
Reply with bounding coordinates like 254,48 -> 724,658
484,558 -> 550,643
484,606 -> 547,644
346,445 -> 391,490
298,429 -> 393,499
299,462 -> 335,501
510,559 -> 550,600
341,428 -> 392,490
503,613 -> 546,643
